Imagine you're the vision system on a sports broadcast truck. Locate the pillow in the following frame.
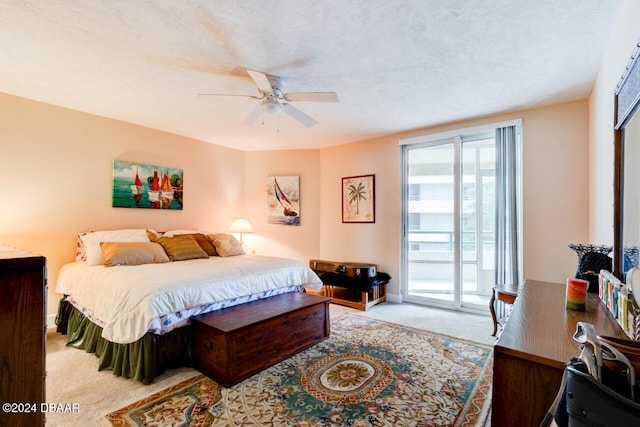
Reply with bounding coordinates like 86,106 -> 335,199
163,229 -> 202,237
100,242 -> 170,266
146,229 -> 162,240
76,232 -> 89,261
208,233 -> 245,257
173,233 -> 218,256
81,229 -> 151,266
151,235 -> 209,261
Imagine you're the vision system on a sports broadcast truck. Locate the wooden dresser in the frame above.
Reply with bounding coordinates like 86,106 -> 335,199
492,279 -> 628,426
0,246 -> 47,427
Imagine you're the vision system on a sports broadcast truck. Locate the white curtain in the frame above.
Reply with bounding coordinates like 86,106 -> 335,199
494,125 -> 519,285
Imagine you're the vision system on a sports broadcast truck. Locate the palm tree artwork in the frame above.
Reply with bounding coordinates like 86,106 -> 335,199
342,174 -> 375,223
347,182 -> 367,214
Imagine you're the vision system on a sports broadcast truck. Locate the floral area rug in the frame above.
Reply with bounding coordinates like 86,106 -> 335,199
99,314 -> 493,426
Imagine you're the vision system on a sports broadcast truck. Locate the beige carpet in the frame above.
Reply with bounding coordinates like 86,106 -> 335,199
45,303 -> 494,426
45,333 -> 199,427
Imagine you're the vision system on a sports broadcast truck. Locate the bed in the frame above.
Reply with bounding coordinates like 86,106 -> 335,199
54,229 -> 322,383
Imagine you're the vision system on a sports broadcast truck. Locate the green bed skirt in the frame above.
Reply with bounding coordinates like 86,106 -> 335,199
55,299 -> 192,384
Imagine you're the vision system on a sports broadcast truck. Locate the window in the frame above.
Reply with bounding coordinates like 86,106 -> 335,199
400,120 -> 522,312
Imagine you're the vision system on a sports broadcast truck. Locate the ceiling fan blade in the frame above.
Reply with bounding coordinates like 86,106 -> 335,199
198,93 -> 259,99
282,103 -> 317,127
284,92 -> 339,102
243,107 -> 262,126
246,69 -> 274,94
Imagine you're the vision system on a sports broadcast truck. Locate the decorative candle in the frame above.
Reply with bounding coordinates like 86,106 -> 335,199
566,278 -> 588,311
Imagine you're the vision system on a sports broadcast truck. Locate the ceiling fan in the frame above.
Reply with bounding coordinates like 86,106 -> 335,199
199,69 -> 338,127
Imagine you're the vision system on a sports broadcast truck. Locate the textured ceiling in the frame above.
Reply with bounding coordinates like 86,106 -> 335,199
0,1 -> 623,151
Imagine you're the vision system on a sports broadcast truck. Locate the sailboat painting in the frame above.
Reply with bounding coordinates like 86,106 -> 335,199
267,176 -> 300,225
112,160 -> 183,210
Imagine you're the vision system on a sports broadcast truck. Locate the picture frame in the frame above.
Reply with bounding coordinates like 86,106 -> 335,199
342,174 -> 375,223
267,176 -> 300,226
112,160 -> 183,210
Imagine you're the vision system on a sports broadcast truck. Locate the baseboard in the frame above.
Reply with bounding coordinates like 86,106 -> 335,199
47,313 -> 57,330
386,292 -> 402,303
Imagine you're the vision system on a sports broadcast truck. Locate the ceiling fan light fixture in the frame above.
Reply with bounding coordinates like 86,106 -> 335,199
261,97 -> 282,116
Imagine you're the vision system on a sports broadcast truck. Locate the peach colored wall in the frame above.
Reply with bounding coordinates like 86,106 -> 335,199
0,92 -> 246,317
318,100 -> 590,299
319,137 -> 401,296
243,150 -> 321,261
0,71 -> 601,316
589,1 -> 640,245
521,102 -> 590,281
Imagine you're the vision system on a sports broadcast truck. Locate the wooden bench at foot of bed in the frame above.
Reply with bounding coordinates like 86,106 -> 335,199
191,292 -> 331,387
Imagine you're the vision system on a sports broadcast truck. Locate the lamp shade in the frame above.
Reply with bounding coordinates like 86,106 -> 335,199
229,218 -> 254,234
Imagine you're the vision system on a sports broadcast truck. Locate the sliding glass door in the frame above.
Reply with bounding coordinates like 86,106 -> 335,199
402,123 -> 521,312
460,136 -> 498,307
405,139 -> 458,303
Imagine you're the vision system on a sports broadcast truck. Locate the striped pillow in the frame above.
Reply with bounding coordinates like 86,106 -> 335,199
152,235 -> 209,261
173,233 -> 218,256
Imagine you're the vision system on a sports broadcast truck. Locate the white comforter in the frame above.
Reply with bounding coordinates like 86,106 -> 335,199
56,254 -> 322,344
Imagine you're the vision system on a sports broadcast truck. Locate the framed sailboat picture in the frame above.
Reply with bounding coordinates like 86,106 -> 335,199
342,174 -> 375,223
112,160 -> 183,210
267,176 -> 300,225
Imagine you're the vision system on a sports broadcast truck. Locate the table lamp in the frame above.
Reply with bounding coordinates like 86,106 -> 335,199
229,218 -> 254,244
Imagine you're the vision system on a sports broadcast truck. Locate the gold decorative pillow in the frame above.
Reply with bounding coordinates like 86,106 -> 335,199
82,229 -> 151,266
152,235 -> 209,261
100,242 -> 170,266
208,233 -> 245,257
173,233 -> 218,256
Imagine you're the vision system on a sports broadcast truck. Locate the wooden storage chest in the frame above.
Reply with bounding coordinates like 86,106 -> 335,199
191,292 -> 330,387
